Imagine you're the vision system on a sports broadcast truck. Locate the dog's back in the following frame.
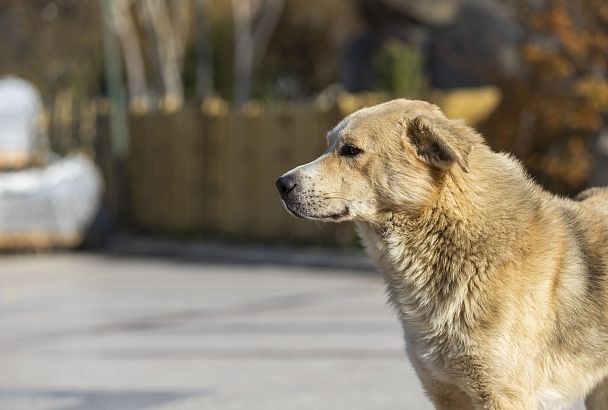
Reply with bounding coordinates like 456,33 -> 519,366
577,187 -> 608,214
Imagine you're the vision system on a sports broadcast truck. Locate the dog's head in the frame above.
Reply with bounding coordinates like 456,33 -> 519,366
276,99 -> 482,222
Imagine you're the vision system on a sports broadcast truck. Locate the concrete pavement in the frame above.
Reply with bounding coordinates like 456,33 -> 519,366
0,249 -> 432,410
0,245 -> 587,410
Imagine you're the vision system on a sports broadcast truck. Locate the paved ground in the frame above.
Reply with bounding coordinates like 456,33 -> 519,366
0,247 -> 433,410
0,242 -> 587,410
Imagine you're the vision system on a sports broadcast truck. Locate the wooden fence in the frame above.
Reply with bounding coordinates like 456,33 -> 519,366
128,104 -> 357,245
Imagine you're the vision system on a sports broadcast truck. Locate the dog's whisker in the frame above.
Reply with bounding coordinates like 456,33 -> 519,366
319,195 -> 350,200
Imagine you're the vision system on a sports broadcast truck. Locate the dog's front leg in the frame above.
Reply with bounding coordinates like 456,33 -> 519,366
414,369 -> 473,409
426,386 -> 534,410
427,390 -> 473,410
586,376 -> 608,410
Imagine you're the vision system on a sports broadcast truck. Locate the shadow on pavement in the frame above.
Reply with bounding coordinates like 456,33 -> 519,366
99,233 -> 376,274
0,387 -> 207,410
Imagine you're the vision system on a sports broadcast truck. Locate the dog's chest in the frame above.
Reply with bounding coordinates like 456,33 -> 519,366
403,324 -> 466,381
356,221 -> 469,322
356,221 -> 476,376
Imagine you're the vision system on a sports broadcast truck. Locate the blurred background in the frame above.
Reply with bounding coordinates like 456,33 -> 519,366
0,0 -> 605,409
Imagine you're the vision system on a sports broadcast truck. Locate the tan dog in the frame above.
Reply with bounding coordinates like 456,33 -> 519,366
276,99 -> 608,409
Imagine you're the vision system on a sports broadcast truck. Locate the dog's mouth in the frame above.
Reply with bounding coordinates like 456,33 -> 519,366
284,203 -> 350,221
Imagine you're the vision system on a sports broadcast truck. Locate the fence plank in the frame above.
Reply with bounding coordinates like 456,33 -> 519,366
255,109 -> 287,240
169,108 -> 204,231
201,112 -> 222,234
206,112 -> 233,235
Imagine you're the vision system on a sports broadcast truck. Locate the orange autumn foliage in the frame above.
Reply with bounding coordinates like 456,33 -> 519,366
482,0 -> 608,194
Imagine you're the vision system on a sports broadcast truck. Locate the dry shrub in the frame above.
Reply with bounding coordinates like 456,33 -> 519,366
481,0 -> 608,194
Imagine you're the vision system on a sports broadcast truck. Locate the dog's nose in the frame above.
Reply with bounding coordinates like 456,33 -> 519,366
276,175 -> 297,199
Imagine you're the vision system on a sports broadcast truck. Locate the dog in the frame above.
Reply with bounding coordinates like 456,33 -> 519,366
276,99 -> 608,409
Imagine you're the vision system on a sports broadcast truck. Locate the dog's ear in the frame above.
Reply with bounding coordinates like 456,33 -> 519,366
405,115 -> 471,173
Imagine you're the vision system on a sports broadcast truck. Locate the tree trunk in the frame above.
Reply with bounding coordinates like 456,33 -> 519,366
111,0 -> 148,112
232,0 -> 255,108
232,0 -> 285,108
251,0 -> 285,68
195,0 -> 214,100
139,0 -> 184,111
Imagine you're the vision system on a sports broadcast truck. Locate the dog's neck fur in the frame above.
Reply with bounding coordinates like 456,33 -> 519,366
356,150 -> 537,352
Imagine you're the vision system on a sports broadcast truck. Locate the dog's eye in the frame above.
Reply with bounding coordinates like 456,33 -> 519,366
339,144 -> 362,157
